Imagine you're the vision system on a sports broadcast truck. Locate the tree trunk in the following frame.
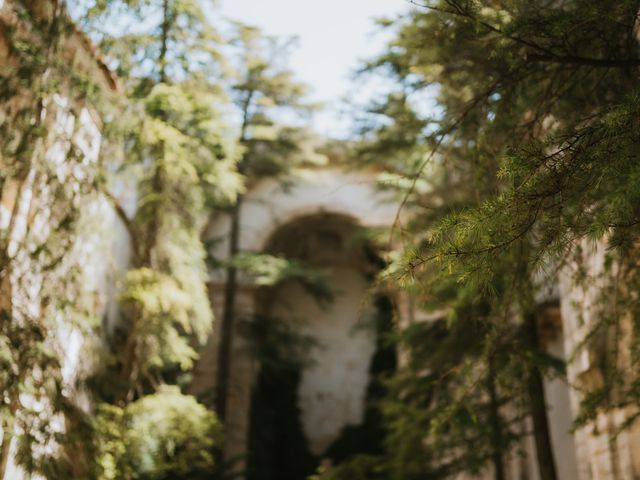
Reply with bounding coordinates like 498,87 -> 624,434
0,430 -> 13,480
0,424 -> 13,480
0,392 -> 19,480
487,355 -> 506,480
119,0 -> 171,397
159,0 -> 170,83
119,149 -> 165,402
525,311 -> 558,480
215,87 -> 253,422
215,195 -> 242,422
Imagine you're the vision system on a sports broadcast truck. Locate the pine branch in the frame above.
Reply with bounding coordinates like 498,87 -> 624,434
409,0 -> 640,69
526,53 -> 640,68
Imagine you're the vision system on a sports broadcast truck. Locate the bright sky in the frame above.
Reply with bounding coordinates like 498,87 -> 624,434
216,0 -> 410,138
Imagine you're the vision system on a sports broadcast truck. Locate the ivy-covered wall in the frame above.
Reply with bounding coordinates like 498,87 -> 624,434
0,1 -> 127,477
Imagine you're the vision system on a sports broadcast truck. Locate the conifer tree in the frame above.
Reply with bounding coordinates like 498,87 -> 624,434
329,0 -> 640,478
387,0 -> 640,445
73,0 -> 239,477
214,23 -> 319,423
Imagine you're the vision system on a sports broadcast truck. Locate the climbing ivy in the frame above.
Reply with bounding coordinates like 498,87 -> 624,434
0,1 -> 114,477
71,0 -> 239,477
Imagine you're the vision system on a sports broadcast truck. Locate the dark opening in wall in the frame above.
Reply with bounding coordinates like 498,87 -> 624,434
245,213 -> 395,480
246,295 -> 396,480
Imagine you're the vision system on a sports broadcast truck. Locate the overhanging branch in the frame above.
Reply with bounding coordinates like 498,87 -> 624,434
527,53 -> 640,68
103,189 -> 138,257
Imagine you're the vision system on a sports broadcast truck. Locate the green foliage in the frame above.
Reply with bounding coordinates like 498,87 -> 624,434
70,0 -> 232,476
227,23 -> 322,178
92,386 -> 221,480
229,253 -> 333,303
75,0 -> 236,396
139,82 -> 241,207
334,0 -> 640,477
75,0 -> 222,84
120,268 -> 202,373
0,1 -> 121,477
312,455 -> 383,480
390,0 -> 640,432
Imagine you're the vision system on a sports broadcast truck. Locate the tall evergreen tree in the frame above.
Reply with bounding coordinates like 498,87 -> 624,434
390,0 -> 640,437
214,23 -> 319,423
328,0 -> 640,478
72,0 -> 239,477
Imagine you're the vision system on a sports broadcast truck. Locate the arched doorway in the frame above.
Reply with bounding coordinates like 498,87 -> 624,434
190,167 -> 401,477
246,213 -> 396,480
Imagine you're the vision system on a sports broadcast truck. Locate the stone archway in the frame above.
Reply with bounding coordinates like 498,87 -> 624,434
189,167 -> 400,476
246,212 -> 388,479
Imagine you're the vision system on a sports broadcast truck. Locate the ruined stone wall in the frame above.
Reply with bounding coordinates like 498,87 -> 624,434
193,168 -> 400,475
0,2 -> 129,477
559,240 -> 640,480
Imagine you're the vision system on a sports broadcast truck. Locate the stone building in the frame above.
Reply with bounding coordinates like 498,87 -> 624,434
0,0 -> 128,477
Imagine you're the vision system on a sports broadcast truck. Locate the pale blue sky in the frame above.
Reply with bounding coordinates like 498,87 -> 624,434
216,0 -> 410,137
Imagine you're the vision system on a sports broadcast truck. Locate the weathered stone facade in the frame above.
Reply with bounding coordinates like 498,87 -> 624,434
0,1 -> 126,477
191,169 -> 400,473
